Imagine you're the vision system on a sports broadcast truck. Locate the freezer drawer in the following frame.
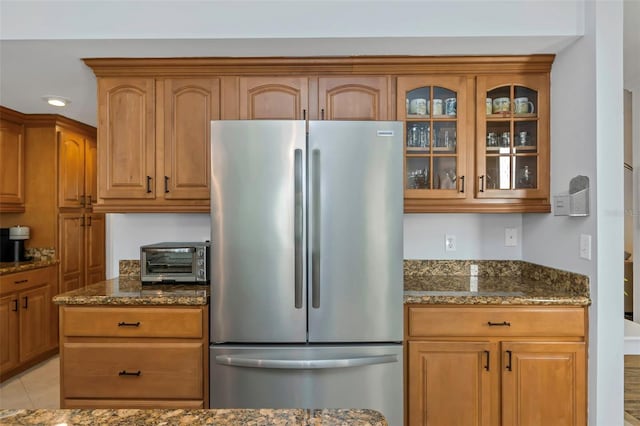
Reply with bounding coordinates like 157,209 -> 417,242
210,344 -> 402,426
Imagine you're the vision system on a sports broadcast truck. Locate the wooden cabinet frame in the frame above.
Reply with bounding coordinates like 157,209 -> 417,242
85,55 -> 554,213
405,304 -> 587,426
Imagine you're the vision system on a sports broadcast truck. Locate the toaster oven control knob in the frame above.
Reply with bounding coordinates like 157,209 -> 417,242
198,259 -> 204,266
197,249 -> 204,257
198,270 -> 204,277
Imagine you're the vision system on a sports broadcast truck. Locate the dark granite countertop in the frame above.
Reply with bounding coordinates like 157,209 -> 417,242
0,259 -> 59,276
0,408 -> 387,425
402,260 -> 591,306
52,277 -> 208,306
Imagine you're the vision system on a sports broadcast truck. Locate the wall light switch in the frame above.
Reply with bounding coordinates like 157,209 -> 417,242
579,234 -> 592,260
505,228 -> 517,247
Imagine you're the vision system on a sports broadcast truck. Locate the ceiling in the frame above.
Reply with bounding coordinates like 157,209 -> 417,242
0,1 -> 636,127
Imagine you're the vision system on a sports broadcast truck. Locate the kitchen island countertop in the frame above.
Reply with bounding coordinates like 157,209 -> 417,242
0,408 -> 387,425
52,277 -> 208,306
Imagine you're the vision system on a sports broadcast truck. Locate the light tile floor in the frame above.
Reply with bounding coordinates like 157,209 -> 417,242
0,356 -> 59,409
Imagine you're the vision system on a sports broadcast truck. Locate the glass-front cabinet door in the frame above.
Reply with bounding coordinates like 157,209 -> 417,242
476,74 -> 549,201
397,76 -> 468,204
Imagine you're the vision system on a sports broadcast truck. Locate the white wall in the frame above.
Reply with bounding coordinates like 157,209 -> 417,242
522,1 -> 624,424
106,214 -> 210,278
106,213 -> 523,276
404,214 -> 522,260
1,0 -> 584,40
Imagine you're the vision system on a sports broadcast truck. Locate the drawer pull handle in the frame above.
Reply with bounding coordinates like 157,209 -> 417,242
118,370 -> 141,377
483,350 -> 490,371
487,321 -> 511,327
117,321 -> 141,327
506,350 -> 513,371
14,279 -> 28,284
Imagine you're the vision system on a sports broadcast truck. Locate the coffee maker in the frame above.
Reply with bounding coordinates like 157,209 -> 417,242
0,226 -> 30,262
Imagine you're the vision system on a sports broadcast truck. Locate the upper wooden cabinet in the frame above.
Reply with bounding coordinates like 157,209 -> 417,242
0,110 -> 25,212
97,77 -> 156,201
162,78 -> 219,200
59,130 -> 97,209
84,55 -> 552,213
239,77 -> 309,120
401,70 -> 551,213
236,76 -> 390,121
95,77 -> 220,212
398,75 -> 470,204
476,74 -> 550,204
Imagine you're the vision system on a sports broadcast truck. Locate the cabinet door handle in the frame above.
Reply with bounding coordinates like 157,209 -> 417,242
303,109 -> 307,120
117,321 -> 141,327
321,108 -> 325,120
80,195 -> 86,207
14,279 -> 28,284
12,299 -> 18,312
164,176 -> 170,193
459,176 -> 465,193
479,175 -> 485,192
483,350 -> 490,371
87,216 -> 92,227
505,350 -> 513,371
146,176 -> 152,193
22,296 -> 28,309
80,216 -> 85,227
87,195 -> 92,205
118,370 -> 141,377
487,321 -> 510,327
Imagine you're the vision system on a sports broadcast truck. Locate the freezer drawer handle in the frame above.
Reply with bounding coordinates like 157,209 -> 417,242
215,354 -> 398,369
118,370 -> 141,376
294,148 -> 303,309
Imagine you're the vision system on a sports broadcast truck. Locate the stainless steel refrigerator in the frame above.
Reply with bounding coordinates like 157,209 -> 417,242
209,120 -> 403,425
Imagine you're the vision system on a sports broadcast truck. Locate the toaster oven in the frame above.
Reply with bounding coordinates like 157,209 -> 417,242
140,242 -> 210,284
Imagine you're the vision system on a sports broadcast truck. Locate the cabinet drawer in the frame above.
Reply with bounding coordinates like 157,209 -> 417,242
0,267 -> 52,295
63,399 -> 204,409
63,342 -> 203,399
62,306 -> 202,338
407,306 -> 585,338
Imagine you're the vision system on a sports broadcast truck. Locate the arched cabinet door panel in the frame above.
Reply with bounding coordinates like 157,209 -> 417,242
239,77 -> 309,120
98,78 -> 155,200
318,77 -> 390,121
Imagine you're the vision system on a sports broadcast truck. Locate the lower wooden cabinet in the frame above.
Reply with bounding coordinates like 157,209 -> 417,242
59,304 -> 209,408
405,305 -> 587,426
0,266 -> 58,381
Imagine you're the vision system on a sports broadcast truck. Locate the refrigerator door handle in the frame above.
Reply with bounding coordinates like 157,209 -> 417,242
294,148 -> 303,309
214,353 -> 398,369
311,148 -> 321,309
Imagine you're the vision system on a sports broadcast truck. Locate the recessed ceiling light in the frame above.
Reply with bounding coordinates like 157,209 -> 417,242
42,96 -> 70,107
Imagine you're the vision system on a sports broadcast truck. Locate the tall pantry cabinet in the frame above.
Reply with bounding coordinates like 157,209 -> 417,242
13,114 -> 105,293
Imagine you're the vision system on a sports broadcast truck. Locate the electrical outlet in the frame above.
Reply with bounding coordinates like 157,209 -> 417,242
445,234 -> 457,251
580,234 -> 592,260
470,264 -> 479,276
505,228 -> 517,246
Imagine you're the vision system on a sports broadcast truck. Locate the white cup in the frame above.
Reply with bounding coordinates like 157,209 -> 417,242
432,99 -> 443,116
514,97 -> 535,114
492,97 -> 510,113
486,98 -> 492,115
409,98 -> 427,115
445,98 -> 457,116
